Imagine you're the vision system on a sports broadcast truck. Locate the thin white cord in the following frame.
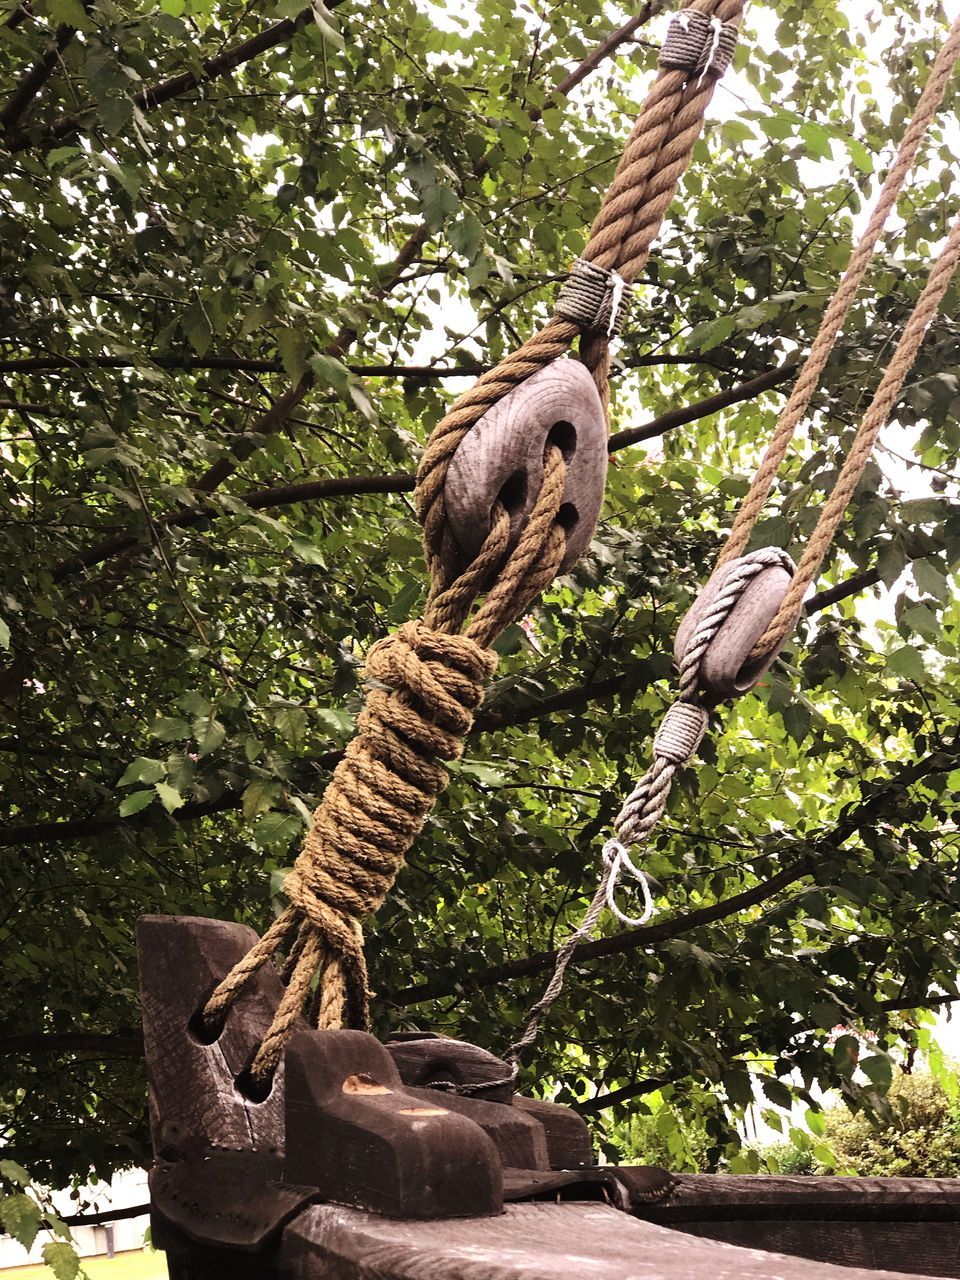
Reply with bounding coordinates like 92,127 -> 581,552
602,838 -> 656,926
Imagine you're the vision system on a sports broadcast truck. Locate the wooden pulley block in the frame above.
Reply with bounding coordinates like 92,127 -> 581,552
675,551 -> 796,702
443,358 -> 608,573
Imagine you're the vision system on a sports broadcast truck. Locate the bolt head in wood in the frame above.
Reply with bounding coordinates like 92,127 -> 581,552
444,358 -> 608,574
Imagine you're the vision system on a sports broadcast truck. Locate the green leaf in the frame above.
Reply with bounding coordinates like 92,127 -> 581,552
155,782 -> 185,814
845,137 -> 874,174
291,537 -> 326,565
860,1053 -> 893,1091
806,1108 -> 826,1137
42,1241 -> 81,1280
687,313 -> 737,352
315,707 -> 355,737
0,1161 -> 31,1187
47,0 -> 92,26
1,1193 -> 42,1251
422,183 -> 459,230
119,789 -> 155,817
118,757 -> 166,787
800,120 -> 833,160
449,212 -> 484,261
243,779 -> 279,821
758,112 -> 796,142
150,715 -> 191,742
310,352 -> 350,392
760,1076 -> 793,1108
274,706 -> 308,745
457,760 -> 508,786
0,617 -> 9,651
914,557 -> 950,601
888,644 -> 925,682
277,327 -> 309,383
253,812 -> 301,846
193,713 -> 226,757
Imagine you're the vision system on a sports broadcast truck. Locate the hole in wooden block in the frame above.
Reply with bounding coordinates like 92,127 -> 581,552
398,1106 -> 449,1116
421,1064 -> 457,1090
556,501 -> 579,532
186,994 -> 226,1046
496,468 -> 527,517
342,1072 -> 392,1095
546,420 -> 577,461
234,1065 -> 274,1105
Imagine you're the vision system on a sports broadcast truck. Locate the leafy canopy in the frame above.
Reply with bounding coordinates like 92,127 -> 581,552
2,0 -> 960,1188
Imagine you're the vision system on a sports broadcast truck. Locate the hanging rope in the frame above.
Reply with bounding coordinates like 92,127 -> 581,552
505,15 -> 960,1061
716,11 -> 960,583
415,0 -> 744,602
750,206 -> 960,662
200,0 -> 745,1084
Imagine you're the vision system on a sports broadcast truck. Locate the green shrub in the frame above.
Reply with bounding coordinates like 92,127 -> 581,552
824,1070 -> 960,1178
761,1142 -> 819,1175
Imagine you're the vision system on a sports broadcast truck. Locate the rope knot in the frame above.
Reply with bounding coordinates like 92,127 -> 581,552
366,620 -> 497,747
554,258 -> 632,335
652,700 -> 709,765
659,10 -> 738,82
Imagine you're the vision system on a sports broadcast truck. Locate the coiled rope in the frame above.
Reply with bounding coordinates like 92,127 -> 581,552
202,0 -> 745,1085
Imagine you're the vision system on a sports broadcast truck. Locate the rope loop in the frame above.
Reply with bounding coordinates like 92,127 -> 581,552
677,546 -> 796,702
555,258 -> 632,335
602,838 -> 656,927
660,10 -> 738,82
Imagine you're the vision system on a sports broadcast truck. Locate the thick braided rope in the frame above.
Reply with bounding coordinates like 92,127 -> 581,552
751,207 -> 960,663
718,13 -> 960,573
416,0 -> 744,594
203,449 -> 567,1080
203,2 -> 743,1075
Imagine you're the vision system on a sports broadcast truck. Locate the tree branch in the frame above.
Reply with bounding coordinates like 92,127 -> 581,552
61,1204 -> 150,1228
805,566 -> 883,614
575,991 -> 960,1114
1,1031 -> 144,1058
576,1072 -> 684,1115
50,362 -> 794,584
0,553 -> 922,847
0,4 -> 91,133
0,355 -> 490,378
0,352 -> 725,378
7,6 -> 333,150
607,360 -> 798,452
552,4 -> 664,99
52,473 -> 414,581
389,741 -> 959,1008
171,3 -> 668,507
388,858 -> 815,1007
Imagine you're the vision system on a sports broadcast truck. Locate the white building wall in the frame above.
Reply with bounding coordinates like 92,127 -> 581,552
0,1168 -> 150,1269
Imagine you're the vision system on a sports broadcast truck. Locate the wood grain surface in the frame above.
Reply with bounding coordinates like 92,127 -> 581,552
444,358 -> 608,572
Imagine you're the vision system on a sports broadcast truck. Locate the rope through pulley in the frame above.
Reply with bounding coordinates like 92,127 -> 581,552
202,0 -> 746,1085
508,10 -> 960,1058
